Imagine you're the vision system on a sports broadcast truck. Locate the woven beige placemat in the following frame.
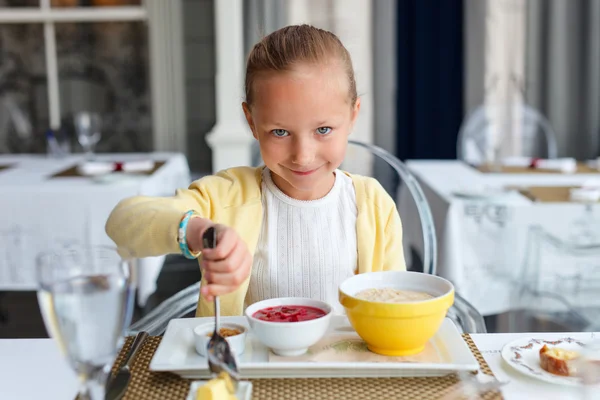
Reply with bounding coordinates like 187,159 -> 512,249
51,161 -> 165,178
512,186 -> 594,203
478,163 -> 598,174
102,334 -> 502,400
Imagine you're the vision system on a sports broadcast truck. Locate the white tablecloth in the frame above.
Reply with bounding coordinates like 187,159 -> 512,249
0,153 -> 191,306
0,332 -> 593,400
402,161 -> 600,316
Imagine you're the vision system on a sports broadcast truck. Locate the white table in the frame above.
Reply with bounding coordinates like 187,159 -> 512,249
0,153 -> 191,306
0,332 -> 593,400
402,161 -> 600,317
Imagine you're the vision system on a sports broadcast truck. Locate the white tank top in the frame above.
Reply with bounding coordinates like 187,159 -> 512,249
246,168 -> 358,314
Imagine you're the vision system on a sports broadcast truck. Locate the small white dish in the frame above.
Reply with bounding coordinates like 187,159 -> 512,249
193,322 -> 247,357
245,297 -> 332,357
186,380 -> 252,400
501,336 -> 587,386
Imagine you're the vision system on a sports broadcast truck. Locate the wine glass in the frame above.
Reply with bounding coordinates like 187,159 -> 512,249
439,370 -> 507,399
578,340 -> 600,400
36,245 -> 136,400
74,112 -> 102,160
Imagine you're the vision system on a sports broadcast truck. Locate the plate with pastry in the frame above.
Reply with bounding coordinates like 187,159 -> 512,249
501,336 -> 587,386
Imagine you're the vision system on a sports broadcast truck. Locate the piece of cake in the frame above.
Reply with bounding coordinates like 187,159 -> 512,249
539,344 -> 580,376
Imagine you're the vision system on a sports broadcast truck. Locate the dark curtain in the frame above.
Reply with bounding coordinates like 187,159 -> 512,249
396,0 -> 464,160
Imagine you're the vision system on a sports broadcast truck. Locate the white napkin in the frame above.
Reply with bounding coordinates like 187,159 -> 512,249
534,158 -> 577,173
570,187 -> 600,202
77,162 -> 113,176
569,179 -> 600,202
77,160 -> 154,176
501,156 -> 532,167
121,160 -> 154,173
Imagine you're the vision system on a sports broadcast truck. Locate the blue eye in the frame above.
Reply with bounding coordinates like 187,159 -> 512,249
316,127 -> 332,135
271,129 -> 289,137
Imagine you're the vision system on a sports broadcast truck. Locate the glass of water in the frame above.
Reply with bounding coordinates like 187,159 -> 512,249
578,340 -> 600,400
36,246 -> 136,400
74,112 -> 102,160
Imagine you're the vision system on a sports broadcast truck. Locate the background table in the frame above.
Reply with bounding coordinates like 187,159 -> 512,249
0,152 -> 191,306
400,160 -> 600,316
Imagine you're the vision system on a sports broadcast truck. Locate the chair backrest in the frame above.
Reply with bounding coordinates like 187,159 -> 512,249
128,140 -> 487,335
343,140 -> 436,275
457,104 -> 558,164
343,141 -> 485,334
511,225 -> 600,332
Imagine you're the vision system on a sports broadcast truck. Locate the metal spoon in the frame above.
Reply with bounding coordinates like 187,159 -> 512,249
202,227 -> 240,389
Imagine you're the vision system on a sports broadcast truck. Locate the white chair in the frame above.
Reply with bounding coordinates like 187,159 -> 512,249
128,141 -> 487,335
509,225 -> 600,332
457,104 -> 558,165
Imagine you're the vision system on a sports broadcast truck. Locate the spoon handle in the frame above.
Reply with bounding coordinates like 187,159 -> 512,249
214,296 -> 220,331
202,227 -> 219,330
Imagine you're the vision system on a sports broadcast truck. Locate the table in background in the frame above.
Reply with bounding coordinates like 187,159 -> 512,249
0,152 -> 191,306
400,160 -> 600,316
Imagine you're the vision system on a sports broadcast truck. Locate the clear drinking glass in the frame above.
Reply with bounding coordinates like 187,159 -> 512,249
438,370 -> 507,400
74,112 -> 102,159
36,246 -> 136,400
578,340 -> 600,400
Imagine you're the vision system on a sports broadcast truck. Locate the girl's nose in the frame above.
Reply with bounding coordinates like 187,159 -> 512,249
292,147 -> 315,166
291,137 -> 316,166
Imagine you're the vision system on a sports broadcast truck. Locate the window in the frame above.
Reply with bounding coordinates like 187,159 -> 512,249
0,0 -> 152,153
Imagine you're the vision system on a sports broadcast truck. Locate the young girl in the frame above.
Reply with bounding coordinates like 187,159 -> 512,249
105,24 -> 405,317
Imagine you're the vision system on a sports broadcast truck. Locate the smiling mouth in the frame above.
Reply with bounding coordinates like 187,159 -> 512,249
289,167 -> 320,176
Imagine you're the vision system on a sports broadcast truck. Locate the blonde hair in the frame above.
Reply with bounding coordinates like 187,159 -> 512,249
245,24 -> 357,107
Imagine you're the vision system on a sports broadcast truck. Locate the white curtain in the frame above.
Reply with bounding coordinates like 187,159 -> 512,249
525,0 -> 600,159
243,0 -> 288,56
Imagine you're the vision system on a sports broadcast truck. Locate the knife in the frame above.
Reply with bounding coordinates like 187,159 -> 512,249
104,331 -> 149,400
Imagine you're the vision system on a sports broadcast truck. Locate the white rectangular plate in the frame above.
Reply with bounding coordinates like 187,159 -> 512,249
150,316 -> 479,379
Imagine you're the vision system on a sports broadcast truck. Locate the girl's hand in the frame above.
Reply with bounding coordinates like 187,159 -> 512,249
187,218 -> 252,301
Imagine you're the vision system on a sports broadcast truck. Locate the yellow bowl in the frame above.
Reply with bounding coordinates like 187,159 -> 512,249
339,271 -> 455,356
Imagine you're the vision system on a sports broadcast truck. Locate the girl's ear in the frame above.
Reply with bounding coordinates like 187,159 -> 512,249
242,102 -> 258,139
350,97 -> 361,127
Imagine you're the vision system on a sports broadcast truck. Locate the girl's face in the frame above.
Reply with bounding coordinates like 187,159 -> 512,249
243,63 -> 360,201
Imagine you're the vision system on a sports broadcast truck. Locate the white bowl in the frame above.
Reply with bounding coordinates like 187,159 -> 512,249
244,297 -> 332,357
192,322 -> 247,357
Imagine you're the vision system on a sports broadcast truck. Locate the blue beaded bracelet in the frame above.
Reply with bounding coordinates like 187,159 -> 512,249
178,210 -> 200,259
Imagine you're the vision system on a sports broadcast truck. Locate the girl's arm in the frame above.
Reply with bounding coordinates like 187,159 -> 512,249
105,182 -> 213,258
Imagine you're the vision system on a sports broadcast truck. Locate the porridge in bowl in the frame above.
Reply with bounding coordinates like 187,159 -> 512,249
355,288 -> 434,303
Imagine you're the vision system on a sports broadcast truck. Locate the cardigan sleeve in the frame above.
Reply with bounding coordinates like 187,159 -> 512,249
382,202 -> 407,271
104,179 -> 216,258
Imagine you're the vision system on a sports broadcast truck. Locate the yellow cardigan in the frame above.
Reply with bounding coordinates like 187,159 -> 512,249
105,167 -> 406,316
